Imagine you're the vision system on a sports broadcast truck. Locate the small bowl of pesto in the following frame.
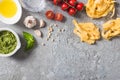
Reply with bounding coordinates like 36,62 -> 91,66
0,28 -> 21,57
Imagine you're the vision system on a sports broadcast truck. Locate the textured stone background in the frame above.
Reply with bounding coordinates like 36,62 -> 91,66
0,0 -> 120,80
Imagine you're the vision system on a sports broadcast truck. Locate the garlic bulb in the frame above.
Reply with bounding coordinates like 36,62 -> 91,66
24,16 -> 37,28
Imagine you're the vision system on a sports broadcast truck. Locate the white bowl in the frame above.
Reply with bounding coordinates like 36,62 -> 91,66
0,0 -> 22,24
0,28 -> 21,57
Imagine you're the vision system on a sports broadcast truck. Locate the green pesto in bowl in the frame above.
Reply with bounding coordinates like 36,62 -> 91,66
0,30 -> 17,54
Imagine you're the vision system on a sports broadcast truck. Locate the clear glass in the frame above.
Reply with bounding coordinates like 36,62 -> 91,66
20,0 -> 46,12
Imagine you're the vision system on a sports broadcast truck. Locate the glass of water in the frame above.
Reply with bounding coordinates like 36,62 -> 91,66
20,0 -> 46,12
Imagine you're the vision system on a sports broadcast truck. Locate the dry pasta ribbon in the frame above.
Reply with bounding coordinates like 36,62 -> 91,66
73,19 -> 100,44
86,0 -> 115,18
102,18 -> 120,40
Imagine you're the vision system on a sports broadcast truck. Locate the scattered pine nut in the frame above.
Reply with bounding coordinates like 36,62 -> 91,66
41,43 -> 45,46
62,28 -> 65,32
51,39 -> 55,42
53,24 -> 58,27
48,27 -> 53,32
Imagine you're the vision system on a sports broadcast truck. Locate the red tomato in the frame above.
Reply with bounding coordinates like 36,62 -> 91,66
53,0 -> 62,5
54,13 -> 64,21
68,8 -> 76,15
69,0 -> 77,6
45,10 -> 55,19
76,2 -> 84,11
71,0 -> 77,2
61,3 -> 69,10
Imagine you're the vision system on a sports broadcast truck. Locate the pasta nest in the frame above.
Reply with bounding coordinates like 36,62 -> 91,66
102,18 -> 120,40
73,20 -> 100,44
86,0 -> 115,18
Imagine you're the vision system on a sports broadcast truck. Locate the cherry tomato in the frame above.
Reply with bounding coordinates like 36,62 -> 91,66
68,8 -> 76,15
71,0 -> 77,2
76,2 -> 84,11
45,10 -> 55,19
54,13 -> 64,21
61,3 -> 69,10
53,0 -> 62,5
69,0 -> 77,6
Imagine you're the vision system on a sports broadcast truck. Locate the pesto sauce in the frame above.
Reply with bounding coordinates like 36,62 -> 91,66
0,31 -> 17,54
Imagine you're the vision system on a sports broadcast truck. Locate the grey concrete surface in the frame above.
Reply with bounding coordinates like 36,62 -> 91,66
0,0 -> 120,80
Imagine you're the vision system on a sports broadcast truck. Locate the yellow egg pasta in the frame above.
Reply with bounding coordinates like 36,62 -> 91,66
73,20 -> 100,44
102,18 -> 120,40
86,0 -> 115,18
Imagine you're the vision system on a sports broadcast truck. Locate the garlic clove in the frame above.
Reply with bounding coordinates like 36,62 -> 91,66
34,30 -> 42,37
39,19 -> 46,28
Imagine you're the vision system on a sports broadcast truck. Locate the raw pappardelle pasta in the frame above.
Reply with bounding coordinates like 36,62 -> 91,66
102,18 -> 120,40
86,0 -> 116,18
73,20 -> 100,44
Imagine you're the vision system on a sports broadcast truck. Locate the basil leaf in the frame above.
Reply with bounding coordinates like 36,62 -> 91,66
23,32 -> 35,51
